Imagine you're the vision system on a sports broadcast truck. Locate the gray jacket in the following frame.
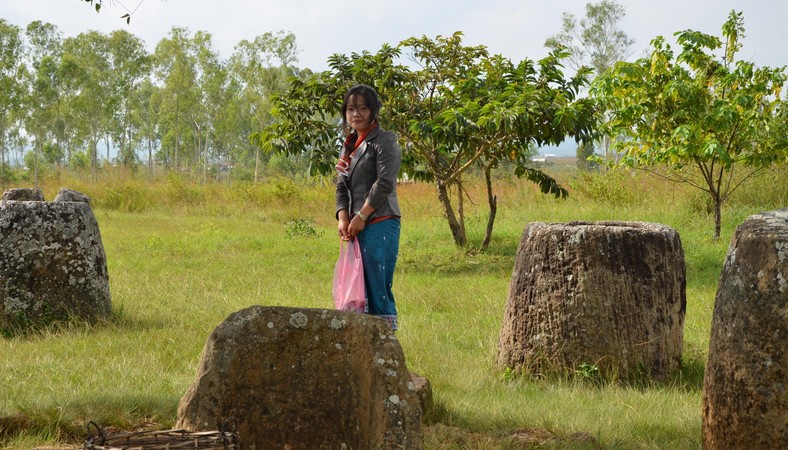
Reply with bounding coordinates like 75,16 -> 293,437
335,126 -> 402,221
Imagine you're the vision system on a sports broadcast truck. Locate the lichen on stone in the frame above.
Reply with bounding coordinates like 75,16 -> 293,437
289,312 -> 308,328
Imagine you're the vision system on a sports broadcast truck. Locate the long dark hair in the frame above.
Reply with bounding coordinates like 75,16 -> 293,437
340,84 -> 382,131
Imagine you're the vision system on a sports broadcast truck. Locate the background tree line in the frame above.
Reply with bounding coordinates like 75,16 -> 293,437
1,2 -> 785,244
0,19 -> 301,185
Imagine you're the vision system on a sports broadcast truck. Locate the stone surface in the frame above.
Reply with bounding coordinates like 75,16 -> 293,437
2,188 -> 45,202
702,208 -> 788,449
410,372 -> 433,418
53,188 -> 91,204
497,221 -> 686,381
0,200 -> 111,332
176,306 -> 422,449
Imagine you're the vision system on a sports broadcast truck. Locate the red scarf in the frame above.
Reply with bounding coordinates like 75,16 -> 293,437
339,122 -> 377,167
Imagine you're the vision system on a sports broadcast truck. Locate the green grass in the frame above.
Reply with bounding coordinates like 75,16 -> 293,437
1,164 -> 785,449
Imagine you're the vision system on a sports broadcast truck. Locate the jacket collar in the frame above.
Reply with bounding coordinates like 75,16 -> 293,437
348,125 -> 382,176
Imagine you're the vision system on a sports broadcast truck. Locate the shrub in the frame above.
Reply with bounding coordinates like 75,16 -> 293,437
569,168 -> 636,205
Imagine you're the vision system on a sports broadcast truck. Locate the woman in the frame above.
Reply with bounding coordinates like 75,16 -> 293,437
335,84 -> 402,330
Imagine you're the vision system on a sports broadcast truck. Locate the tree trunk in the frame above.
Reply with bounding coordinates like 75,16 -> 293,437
148,138 -> 153,178
105,132 -> 111,164
174,97 -> 180,172
32,141 -> 38,186
254,147 -> 260,184
481,162 -> 497,252
456,177 -> 466,242
702,208 -> 788,450
90,140 -> 98,183
203,133 -> 210,185
436,181 -> 466,247
497,221 -> 686,381
0,127 -> 6,190
713,196 -> 722,240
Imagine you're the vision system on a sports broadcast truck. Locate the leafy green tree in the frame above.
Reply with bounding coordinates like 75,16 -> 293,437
391,36 -> 595,248
23,21 -> 66,183
70,150 -> 90,171
227,31 -> 299,182
576,141 -> 597,170
257,33 -> 597,247
545,0 -> 634,75
154,26 -> 198,171
42,141 -> 64,165
0,19 -> 26,188
108,29 -> 150,167
62,30 -> 113,176
189,30 -> 227,184
134,79 -> 161,177
592,10 -> 788,239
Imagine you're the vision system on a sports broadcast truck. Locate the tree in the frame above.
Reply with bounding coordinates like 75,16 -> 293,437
256,33 -> 597,248
24,21 -> 66,183
592,10 -> 788,239
576,141 -> 597,170
154,26 -> 198,171
227,31 -> 299,182
545,0 -> 634,75
545,0 -> 635,165
63,30 -> 114,177
134,79 -> 161,177
0,19 -> 26,188
107,29 -> 150,167
389,36 -> 595,248
189,30 -> 227,184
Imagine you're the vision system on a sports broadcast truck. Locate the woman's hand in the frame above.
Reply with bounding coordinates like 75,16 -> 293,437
347,215 -> 366,238
337,210 -> 351,240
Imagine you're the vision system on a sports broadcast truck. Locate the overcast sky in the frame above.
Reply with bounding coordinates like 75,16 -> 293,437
3,0 -> 787,72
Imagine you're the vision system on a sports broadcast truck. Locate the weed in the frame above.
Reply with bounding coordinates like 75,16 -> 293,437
574,362 -> 600,380
499,367 -> 516,383
285,218 -> 323,239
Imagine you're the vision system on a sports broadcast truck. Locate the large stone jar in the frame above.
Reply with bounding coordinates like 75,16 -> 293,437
0,193 -> 111,332
702,208 -> 788,449
498,221 -> 686,381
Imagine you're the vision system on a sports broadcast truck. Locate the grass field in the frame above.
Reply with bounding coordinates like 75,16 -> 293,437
0,162 -> 785,449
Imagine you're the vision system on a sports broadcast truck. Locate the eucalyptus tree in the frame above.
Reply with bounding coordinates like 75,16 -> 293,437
23,21 -> 66,182
134,79 -> 162,177
228,31 -> 299,182
108,29 -> 150,167
0,19 -> 26,186
62,30 -> 113,176
592,10 -> 788,239
189,30 -> 228,183
257,33 -> 597,247
154,26 -> 198,171
545,0 -> 635,165
545,0 -> 634,75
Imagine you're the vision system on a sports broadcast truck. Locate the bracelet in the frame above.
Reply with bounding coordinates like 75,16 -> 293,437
356,211 -> 368,222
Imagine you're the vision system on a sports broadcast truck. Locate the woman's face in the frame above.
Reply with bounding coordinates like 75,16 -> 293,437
345,95 -> 373,134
